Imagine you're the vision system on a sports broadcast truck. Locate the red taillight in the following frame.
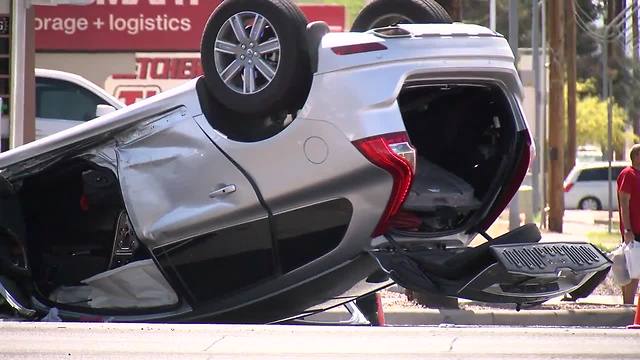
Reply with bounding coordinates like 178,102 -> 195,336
479,132 -> 532,231
353,132 -> 416,237
331,42 -> 388,55
564,183 -> 574,193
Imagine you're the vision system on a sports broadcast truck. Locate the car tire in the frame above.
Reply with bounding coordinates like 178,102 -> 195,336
351,0 -> 452,32
201,0 -> 311,116
579,197 -> 602,210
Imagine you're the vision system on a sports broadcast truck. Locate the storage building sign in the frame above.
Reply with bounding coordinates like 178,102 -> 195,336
104,53 -> 203,104
35,1 -> 346,51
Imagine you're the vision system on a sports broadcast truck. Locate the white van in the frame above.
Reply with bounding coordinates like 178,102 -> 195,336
564,161 -> 628,210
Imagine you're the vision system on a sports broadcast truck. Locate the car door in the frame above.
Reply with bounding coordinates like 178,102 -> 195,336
573,167 -> 606,209
35,77 -> 110,139
115,107 -> 274,307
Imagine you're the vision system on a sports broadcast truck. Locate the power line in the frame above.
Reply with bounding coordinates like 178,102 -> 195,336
573,0 -> 639,42
574,0 -> 598,24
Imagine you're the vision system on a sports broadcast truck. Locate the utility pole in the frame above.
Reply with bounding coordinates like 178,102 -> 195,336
634,0 -> 639,62
548,0 -> 565,233
9,0 -> 36,149
508,0 -> 520,230
632,0 -> 639,138
489,0 -> 496,31
531,0 -> 542,219
565,0 -> 577,177
437,0 -> 462,21
541,0 -> 548,229
508,0 -> 519,62
450,0 -> 462,21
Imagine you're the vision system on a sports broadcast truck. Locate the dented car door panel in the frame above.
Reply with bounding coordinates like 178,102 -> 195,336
115,107 -> 268,249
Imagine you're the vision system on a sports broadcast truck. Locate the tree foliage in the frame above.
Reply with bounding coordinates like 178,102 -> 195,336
575,79 -> 634,155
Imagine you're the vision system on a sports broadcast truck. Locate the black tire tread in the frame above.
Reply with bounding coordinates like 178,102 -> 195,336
201,0 -> 310,116
579,197 -> 602,210
351,0 -> 452,32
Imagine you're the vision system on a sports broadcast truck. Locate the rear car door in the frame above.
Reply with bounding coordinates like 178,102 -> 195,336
35,77 -> 110,139
571,167 -> 605,209
114,108 -> 275,307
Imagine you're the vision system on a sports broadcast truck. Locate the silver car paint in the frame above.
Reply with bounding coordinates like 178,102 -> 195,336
195,115 -> 393,258
0,24 -> 528,318
298,31 -> 524,147
116,107 -> 267,249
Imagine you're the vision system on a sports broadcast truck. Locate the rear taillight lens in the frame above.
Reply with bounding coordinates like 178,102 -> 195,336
564,183 -> 574,193
331,42 -> 388,55
479,132 -> 532,231
353,132 -> 416,237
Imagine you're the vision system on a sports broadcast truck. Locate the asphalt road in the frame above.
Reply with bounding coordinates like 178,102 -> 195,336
1,322 -> 640,359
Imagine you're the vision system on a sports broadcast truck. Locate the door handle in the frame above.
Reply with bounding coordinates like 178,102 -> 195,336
209,184 -> 237,198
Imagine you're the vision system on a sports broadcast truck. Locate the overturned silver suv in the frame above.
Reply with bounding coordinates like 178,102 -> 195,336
0,0 -> 609,323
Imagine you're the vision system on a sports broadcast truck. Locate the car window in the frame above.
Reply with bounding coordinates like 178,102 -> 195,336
577,167 -> 621,182
614,166 -> 625,178
36,77 -> 108,122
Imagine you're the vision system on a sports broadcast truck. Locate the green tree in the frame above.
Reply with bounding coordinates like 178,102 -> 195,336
576,88 -> 633,157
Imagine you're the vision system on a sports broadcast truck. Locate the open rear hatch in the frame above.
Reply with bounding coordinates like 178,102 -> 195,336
370,82 -> 611,306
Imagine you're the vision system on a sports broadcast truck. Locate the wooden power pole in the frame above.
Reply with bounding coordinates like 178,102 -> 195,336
633,0 -> 639,138
450,0 -> 462,21
548,0 -> 565,232
565,0 -> 577,176
436,0 -> 462,21
634,0 -> 639,63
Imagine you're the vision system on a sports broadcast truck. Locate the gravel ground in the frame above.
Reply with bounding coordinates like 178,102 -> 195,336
380,272 -> 629,312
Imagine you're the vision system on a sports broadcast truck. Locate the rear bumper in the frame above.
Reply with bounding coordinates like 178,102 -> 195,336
371,225 -> 611,306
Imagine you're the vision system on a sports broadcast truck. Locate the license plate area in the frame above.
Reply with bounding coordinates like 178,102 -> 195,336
491,243 -> 610,276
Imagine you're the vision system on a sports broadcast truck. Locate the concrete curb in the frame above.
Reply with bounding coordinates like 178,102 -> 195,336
383,308 -> 636,327
312,308 -> 637,327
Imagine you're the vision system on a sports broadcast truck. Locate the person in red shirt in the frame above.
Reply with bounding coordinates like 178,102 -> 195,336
617,144 -> 640,304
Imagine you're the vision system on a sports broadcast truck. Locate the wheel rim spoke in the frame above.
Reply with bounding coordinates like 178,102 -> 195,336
255,38 -> 280,54
255,58 -> 276,81
215,39 -> 238,55
221,60 -> 244,83
214,11 -> 280,94
243,66 -> 256,93
250,14 -> 267,42
230,14 -> 249,43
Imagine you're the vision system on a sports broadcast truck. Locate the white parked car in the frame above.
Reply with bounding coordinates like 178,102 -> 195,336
0,68 -> 123,144
564,161 -> 628,210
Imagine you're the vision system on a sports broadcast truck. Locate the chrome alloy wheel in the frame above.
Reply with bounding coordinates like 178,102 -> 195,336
213,11 -> 281,95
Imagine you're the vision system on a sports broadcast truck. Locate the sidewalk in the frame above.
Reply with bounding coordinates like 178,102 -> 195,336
310,292 -> 637,327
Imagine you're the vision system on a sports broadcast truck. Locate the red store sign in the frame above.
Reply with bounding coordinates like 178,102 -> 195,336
35,1 -> 346,52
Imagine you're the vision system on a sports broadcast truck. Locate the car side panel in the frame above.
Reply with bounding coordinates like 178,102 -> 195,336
194,115 -> 393,268
567,180 -> 617,210
116,107 -> 269,249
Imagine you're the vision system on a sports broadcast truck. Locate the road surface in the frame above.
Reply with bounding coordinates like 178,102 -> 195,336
1,322 -> 639,359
